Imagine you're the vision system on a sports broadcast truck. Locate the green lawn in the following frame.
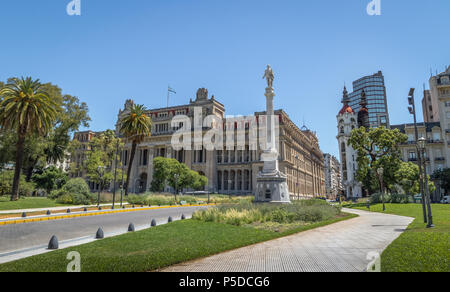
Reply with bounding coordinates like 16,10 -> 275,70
0,197 -> 68,211
0,213 -> 356,272
349,203 -> 450,272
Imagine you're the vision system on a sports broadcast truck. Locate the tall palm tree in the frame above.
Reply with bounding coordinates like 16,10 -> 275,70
119,104 -> 152,196
0,77 -> 58,201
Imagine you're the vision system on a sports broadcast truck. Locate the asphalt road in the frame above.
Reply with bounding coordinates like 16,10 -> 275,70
0,206 -> 207,254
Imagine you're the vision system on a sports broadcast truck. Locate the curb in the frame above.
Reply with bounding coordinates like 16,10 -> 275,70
0,204 -> 215,226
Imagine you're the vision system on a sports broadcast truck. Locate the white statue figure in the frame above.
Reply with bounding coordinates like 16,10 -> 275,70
263,65 -> 274,88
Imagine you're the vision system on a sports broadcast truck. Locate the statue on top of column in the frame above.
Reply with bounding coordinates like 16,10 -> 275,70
263,65 -> 274,88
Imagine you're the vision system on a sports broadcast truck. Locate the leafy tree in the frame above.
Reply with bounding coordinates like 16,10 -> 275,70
396,162 -> 420,195
151,157 -> 207,193
84,130 -> 124,201
119,104 -> 152,196
167,160 -> 190,193
0,81 -> 90,182
349,126 -> 408,195
0,77 -> 58,201
191,172 -> 208,191
32,166 -> 68,195
0,171 -> 35,198
151,157 -> 171,192
431,168 -> 450,195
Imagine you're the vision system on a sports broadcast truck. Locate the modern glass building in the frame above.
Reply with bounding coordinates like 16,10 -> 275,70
346,71 -> 390,128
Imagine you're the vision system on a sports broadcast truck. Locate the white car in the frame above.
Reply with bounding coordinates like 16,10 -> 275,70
440,196 -> 450,204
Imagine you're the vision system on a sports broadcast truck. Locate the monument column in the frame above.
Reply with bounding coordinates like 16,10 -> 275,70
255,65 -> 291,203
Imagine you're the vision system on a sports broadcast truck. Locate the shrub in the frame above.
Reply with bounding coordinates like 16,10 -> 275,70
50,178 -> 94,205
0,171 -> 35,197
193,200 -> 341,226
369,193 -> 413,204
127,194 -> 147,205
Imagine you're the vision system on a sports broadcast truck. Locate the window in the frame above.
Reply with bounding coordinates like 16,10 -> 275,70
409,151 -> 416,160
445,102 -> 450,107
447,112 -> 450,119
433,132 -> 441,141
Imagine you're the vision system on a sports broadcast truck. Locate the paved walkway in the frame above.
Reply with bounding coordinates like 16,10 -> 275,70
163,209 -> 414,272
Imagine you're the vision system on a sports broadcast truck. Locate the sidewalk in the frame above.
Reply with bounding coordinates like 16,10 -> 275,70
162,208 -> 414,272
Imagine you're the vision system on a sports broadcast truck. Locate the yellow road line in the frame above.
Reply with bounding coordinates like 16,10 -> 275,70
0,204 -> 216,226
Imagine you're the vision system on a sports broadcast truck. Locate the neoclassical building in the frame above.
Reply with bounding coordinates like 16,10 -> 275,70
114,88 -> 325,197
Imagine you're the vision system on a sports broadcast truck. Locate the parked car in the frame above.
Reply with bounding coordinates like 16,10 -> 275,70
440,196 -> 450,204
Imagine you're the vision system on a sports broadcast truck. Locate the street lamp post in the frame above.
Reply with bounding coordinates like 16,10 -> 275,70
174,173 -> 179,203
377,167 -> 386,212
228,179 -> 232,199
408,88 -> 428,223
418,137 -> 434,228
120,165 -> 125,207
97,166 -> 105,208
112,138 -> 120,209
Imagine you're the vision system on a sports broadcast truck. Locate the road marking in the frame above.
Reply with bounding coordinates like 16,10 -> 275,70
0,204 -> 215,226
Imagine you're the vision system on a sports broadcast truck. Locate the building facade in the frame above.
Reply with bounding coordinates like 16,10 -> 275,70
323,153 -> 342,200
337,87 -> 363,198
69,130 -> 105,191
390,65 -> 450,201
346,71 -> 390,128
390,122 -> 447,201
422,89 -> 439,123
115,88 -> 326,197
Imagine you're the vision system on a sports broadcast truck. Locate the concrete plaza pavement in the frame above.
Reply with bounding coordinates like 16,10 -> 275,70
0,205 -> 207,263
163,208 -> 414,272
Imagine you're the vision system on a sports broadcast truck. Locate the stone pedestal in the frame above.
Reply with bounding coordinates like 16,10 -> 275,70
255,84 -> 291,204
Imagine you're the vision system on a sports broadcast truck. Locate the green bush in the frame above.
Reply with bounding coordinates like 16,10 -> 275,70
193,199 -> 341,226
0,171 -> 35,197
369,193 -> 413,204
50,178 -> 94,205
127,194 -> 147,205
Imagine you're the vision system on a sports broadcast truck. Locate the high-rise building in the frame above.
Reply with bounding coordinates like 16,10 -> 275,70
422,89 -> 439,123
346,71 -> 389,128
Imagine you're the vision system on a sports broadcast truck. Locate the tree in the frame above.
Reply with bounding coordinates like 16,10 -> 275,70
349,126 -> 408,195
0,81 -> 90,182
119,104 -> 152,196
32,166 -> 68,195
151,157 -> 207,193
191,172 -> 208,191
84,130 -> 124,200
167,160 -> 190,193
0,77 -> 58,201
396,162 -> 420,195
151,157 -> 171,192
432,168 -> 450,195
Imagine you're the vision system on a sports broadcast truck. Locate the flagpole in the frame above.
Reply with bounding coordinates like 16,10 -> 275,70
167,86 -> 170,108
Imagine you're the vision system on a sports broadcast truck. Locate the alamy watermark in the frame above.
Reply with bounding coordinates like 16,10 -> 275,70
367,0 -> 381,16
67,0 -> 81,16
366,251 -> 381,272
67,251 -> 81,272
170,107 -> 280,162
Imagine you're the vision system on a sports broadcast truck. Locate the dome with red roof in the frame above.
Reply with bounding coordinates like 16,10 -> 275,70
338,104 -> 353,115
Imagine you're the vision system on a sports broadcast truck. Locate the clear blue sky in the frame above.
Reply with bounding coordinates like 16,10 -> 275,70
1,0 -> 449,158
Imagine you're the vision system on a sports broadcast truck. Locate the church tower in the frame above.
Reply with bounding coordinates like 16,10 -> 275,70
357,89 -> 370,129
337,87 -> 363,199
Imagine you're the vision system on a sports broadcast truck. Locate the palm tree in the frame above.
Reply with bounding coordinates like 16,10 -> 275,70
0,77 -> 58,201
119,104 -> 152,196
